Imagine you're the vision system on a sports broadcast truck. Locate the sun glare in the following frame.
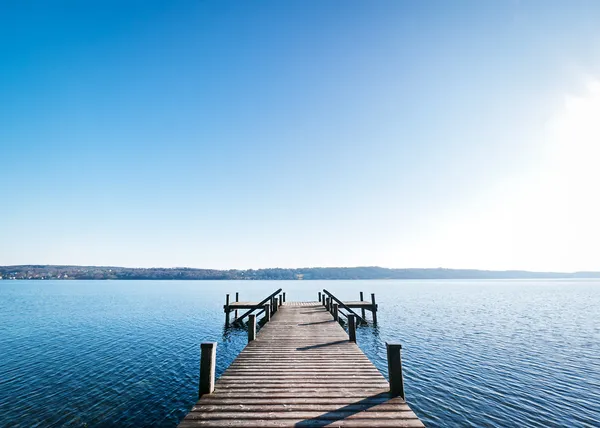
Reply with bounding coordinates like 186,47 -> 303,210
429,80 -> 600,272
520,80 -> 600,270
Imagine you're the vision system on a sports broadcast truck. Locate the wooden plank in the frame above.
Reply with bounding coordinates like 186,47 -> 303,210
184,411 -> 421,420
179,420 -> 424,427
179,302 -> 424,428
195,396 -> 408,405
226,302 -> 265,310
343,301 -> 378,309
191,404 -> 413,412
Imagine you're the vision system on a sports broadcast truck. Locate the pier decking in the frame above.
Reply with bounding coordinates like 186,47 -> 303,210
179,298 -> 424,427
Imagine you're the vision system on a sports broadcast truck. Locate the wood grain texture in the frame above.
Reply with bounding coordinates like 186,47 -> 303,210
179,303 -> 424,427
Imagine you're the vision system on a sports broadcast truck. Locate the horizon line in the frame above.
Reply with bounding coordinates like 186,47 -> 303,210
1,264 -> 599,275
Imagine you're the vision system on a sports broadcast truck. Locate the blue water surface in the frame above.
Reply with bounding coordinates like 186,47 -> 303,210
0,280 -> 598,427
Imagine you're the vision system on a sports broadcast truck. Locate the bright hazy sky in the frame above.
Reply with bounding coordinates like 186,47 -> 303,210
2,1 -> 600,271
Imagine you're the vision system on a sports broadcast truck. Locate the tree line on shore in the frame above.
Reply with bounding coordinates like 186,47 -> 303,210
1,265 -> 599,280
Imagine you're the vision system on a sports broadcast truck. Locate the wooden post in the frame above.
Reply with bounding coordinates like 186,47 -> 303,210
225,294 -> 230,326
318,291 -> 322,302
371,293 -> 378,324
348,315 -> 356,342
199,342 -> 216,397
248,314 -> 256,342
273,297 -> 278,313
326,297 -> 330,313
333,303 -> 339,322
360,291 -> 366,320
278,295 -> 283,307
235,292 -> 239,321
321,294 -> 325,306
264,303 -> 271,322
283,292 -> 286,302
386,343 -> 405,399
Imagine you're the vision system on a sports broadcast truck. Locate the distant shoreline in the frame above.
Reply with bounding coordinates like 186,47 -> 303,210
1,265 -> 599,281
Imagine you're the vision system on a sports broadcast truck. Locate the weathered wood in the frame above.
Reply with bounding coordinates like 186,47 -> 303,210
181,302 -> 424,427
232,289 -> 283,326
184,410 -> 418,419
228,302 -> 271,310
359,292 -> 366,320
192,403 -> 412,411
386,343 -> 404,399
199,342 -> 216,397
333,303 -> 339,322
195,396 -> 408,405
248,315 -> 256,342
322,290 -> 368,325
340,301 -> 378,310
348,314 -> 357,343
371,293 -> 378,324
225,294 -> 230,326
179,420 -> 424,427
263,304 -> 270,322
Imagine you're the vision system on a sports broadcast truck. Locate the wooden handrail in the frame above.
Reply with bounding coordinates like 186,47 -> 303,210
322,289 -> 368,325
232,288 -> 282,326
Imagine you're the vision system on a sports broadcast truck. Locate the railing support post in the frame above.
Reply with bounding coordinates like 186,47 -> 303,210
225,294 -> 230,326
371,293 -> 378,324
199,342 -> 216,397
333,303 -> 339,322
264,303 -> 270,322
318,291 -> 322,302
248,314 -> 256,342
348,314 -> 356,342
283,292 -> 286,302
360,291 -> 366,320
235,292 -> 239,321
386,343 -> 405,399
279,295 -> 283,307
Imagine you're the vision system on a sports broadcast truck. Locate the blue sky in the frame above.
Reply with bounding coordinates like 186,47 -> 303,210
2,1 -> 600,271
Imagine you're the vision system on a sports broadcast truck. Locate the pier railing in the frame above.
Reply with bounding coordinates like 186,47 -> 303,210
321,289 -> 377,324
225,288 -> 283,326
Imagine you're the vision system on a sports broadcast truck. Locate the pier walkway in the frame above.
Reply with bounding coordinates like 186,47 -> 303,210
179,301 -> 424,427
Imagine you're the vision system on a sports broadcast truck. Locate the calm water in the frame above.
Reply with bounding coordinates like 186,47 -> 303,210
0,280 -> 599,427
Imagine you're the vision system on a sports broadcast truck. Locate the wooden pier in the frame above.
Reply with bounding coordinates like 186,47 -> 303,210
180,291 -> 424,427
225,289 -> 378,327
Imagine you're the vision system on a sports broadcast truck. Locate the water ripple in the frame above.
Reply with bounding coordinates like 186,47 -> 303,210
0,279 -> 599,427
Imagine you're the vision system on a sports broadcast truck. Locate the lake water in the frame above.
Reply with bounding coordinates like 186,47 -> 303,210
0,280 -> 598,427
